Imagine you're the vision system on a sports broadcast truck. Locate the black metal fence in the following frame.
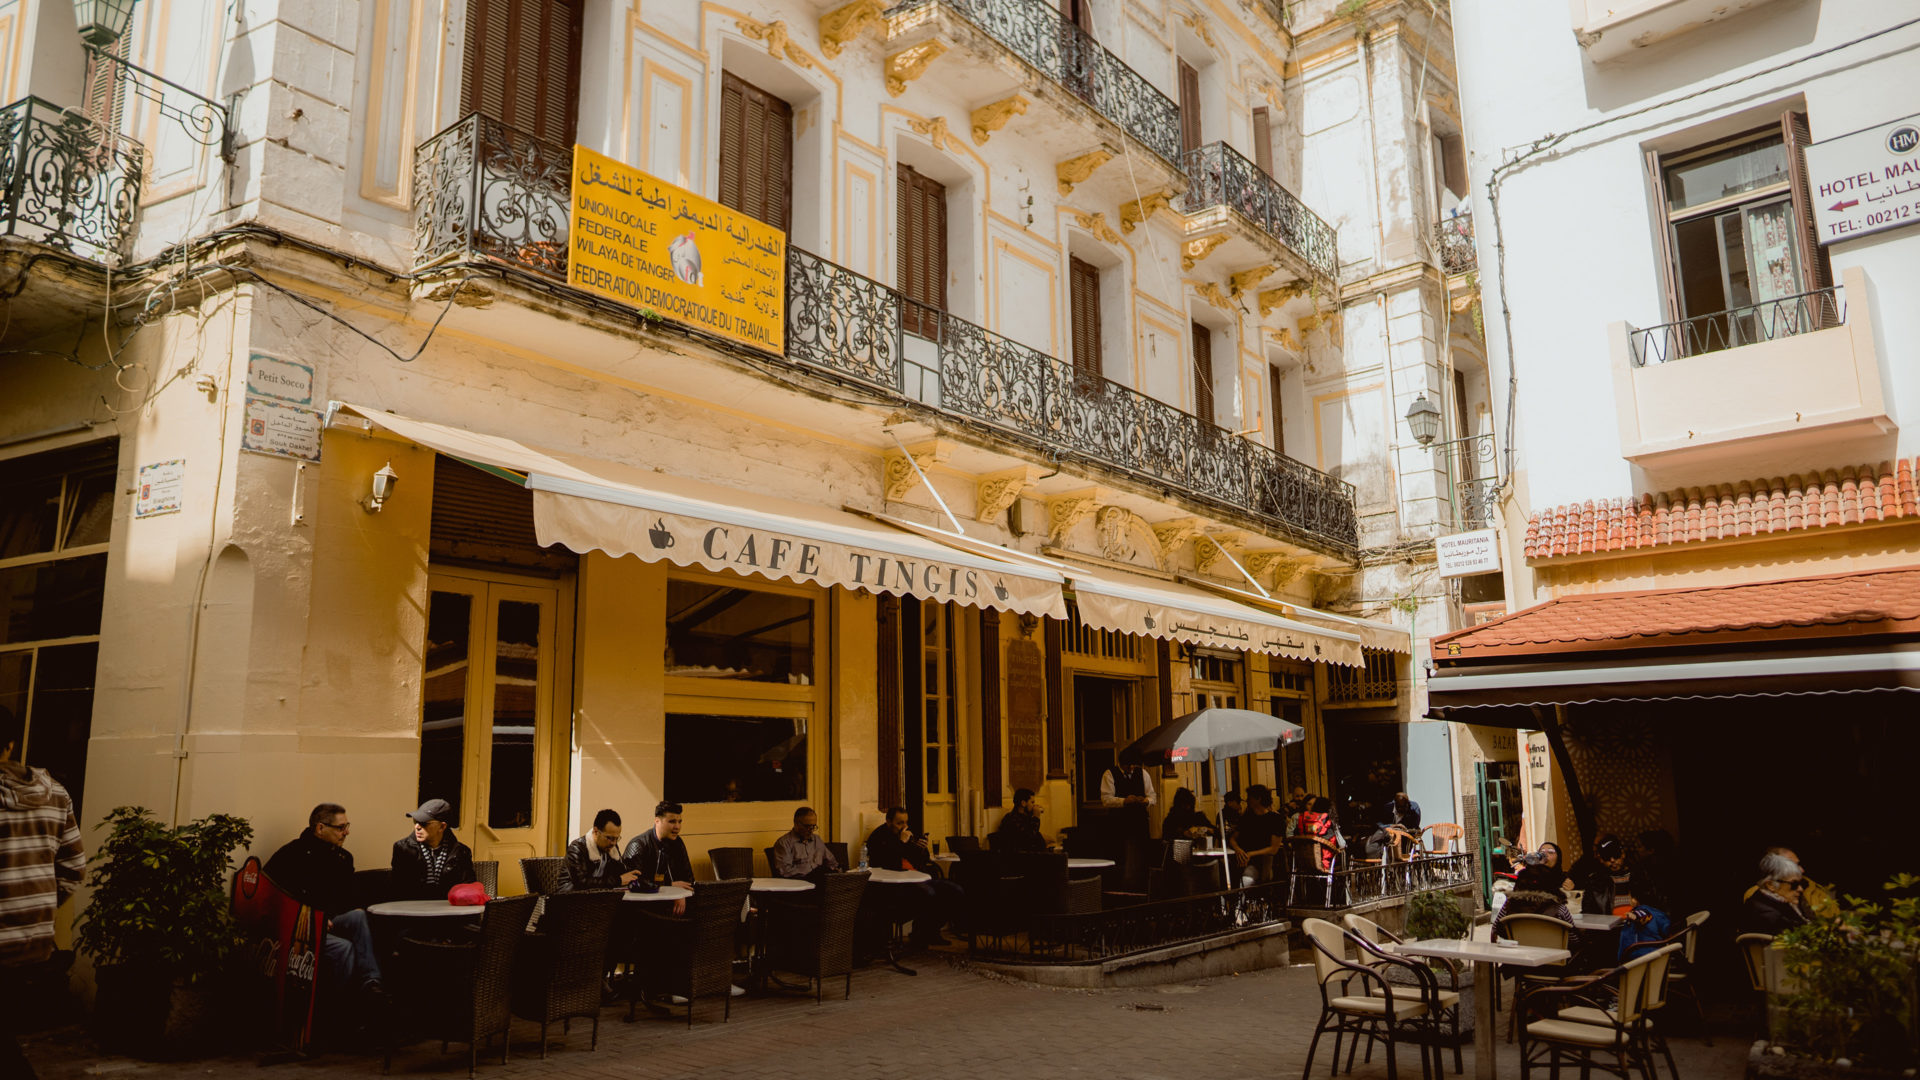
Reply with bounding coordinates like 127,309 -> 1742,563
0,97 -> 144,265
1180,141 -> 1338,282
1630,285 -> 1845,366
1432,213 -> 1474,276
1290,853 -> 1475,910
413,113 -> 571,278
889,0 -> 1182,165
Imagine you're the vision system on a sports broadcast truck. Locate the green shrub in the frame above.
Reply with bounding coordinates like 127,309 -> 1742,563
1775,872 -> 1919,1066
1405,888 -> 1471,942
74,806 -> 254,984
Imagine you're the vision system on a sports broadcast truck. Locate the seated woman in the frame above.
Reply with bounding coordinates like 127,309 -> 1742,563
1493,863 -> 1584,954
1293,797 -> 1341,871
1160,787 -> 1214,843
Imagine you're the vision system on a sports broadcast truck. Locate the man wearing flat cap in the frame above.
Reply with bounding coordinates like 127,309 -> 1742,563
391,798 -> 477,901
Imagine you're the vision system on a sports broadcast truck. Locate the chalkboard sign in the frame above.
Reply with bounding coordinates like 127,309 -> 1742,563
1007,639 -> 1046,791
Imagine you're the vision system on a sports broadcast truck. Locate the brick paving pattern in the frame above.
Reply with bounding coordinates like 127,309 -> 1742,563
24,956 -> 1751,1080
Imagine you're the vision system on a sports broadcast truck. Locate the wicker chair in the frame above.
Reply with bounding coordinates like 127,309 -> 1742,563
474,860 -> 499,898
708,847 -> 753,881
353,868 -> 392,910
632,878 -> 751,1027
384,894 -> 537,1078
1009,851 -> 1101,916
1289,835 -> 1341,906
521,856 -> 569,895
1300,917 -> 1444,1080
945,835 -> 982,856
949,848 -> 1022,947
512,890 -> 621,1057
1518,945 -> 1675,1080
826,841 -> 850,870
766,870 -> 869,1001
1346,912 -> 1465,1075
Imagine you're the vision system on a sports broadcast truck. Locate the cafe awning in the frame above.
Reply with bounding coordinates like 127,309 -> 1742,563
1177,575 -> 1411,654
1064,565 -> 1364,667
326,404 -> 1068,618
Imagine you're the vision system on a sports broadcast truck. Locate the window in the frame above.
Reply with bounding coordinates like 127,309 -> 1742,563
919,601 -> 959,800
1650,113 -> 1833,355
0,441 -> 116,815
1069,256 -> 1103,379
1074,675 -> 1134,805
1327,649 -> 1399,703
717,71 -> 793,232
666,711 -> 807,803
897,163 -> 948,339
1431,131 -> 1467,219
1059,0 -> 1095,33
1178,60 -> 1203,154
1190,321 -> 1215,424
1252,106 -> 1274,177
666,578 -> 815,684
460,0 -> 583,145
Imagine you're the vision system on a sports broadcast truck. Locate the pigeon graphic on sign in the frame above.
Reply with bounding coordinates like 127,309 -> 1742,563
668,233 -> 703,285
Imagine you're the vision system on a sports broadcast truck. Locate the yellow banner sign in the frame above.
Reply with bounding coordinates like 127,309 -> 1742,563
567,145 -> 786,351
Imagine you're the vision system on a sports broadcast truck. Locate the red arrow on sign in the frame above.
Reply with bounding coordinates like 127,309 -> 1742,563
1830,198 -> 1860,211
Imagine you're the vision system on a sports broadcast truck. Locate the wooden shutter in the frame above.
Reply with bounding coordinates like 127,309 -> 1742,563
1191,322 -> 1215,424
1059,0 -> 1095,34
1178,60 -> 1203,155
718,72 -> 793,232
877,596 -> 903,811
461,0 -> 582,145
1781,110 -> 1835,324
1644,149 -> 1682,326
1069,256 -> 1102,378
1267,364 -> 1285,452
1043,619 -> 1065,779
1252,106 -> 1274,177
430,456 -> 575,572
897,164 -> 948,339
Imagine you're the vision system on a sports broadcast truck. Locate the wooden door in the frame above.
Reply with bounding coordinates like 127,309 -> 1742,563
1190,321 -> 1215,424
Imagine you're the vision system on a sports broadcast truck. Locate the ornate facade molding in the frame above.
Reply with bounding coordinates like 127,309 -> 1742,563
1095,506 -> 1139,563
738,18 -> 816,69
1228,264 -> 1277,297
1055,148 -> 1114,196
1243,551 -> 1304,589
1149,517 -> 1203,568
819,0 -> 884,59
1119,190 -> 1173,233
908,115 -> 962,153
885,41 -> 947,96
1181,233 -> 1229,270
1192,280 -> 1232,311
1259,282 -> 1307,317
1071,211 -> 1124,246
1193,531 -> 1243,576
882,442 -> 947,502
970,95 -> 1028,145
1047,492 -> 1102,541
1177,9 -> 1219,52
974,468 -> 1035,523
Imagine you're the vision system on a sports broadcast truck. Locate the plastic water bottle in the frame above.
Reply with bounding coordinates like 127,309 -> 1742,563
859,843 -> 870,870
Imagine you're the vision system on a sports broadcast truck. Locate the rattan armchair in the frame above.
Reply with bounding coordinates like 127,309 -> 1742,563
1289,835 -> 1342,906
520,856 -> 568,895
1300,917 -> 1444,1080
384,894 -> 537,1078
1009,851 -> 1101,916
765,870 -> 869,1001
511,889 -> 621,1057
1517,944 -> 1676,1080
945,835 -> 982,856
949,848 -> 1022,948
708,847 -> 753,881
631,878 -> 752,1027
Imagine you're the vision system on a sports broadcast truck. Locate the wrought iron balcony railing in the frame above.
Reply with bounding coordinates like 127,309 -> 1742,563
1433,211 -> 1475,276
1630,284 -> 1845,366
0,97 -> 144,266
408,117 -> 1360,553
888,0 -> 1183,166
1179,141 -> 1337,282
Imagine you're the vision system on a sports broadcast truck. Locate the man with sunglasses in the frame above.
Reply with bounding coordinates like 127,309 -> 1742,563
1741,852 -> 1811,934
264,803 -> 383,1000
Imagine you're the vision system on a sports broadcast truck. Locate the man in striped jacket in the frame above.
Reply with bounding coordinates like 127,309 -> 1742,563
0,711 -> 85,1079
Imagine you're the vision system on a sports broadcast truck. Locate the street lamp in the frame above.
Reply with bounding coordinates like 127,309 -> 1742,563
72,0 -> 139,47
1404,393 -> 1443,447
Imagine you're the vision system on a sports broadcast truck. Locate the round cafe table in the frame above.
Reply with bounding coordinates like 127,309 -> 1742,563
746,878 -> 815,992
622,885 -> 692,902
864,868 -> 932,975
748,877 -> 815,893
367,899 -> 483,918
1068,857 -> 1115,870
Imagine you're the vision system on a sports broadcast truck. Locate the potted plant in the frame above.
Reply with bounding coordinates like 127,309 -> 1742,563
1399,888 -> 1478,1036
75,806 -> 253,1058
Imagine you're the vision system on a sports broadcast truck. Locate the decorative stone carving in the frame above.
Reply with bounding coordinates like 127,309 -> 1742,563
738,18 -> 815,69
1259,283 -> 1307,317
1095,506 -> 1137,562
1047,493 -> 1101,541
975,469 -> 1033,522
819,0 -> 884,59
1119,190 -> 1173,233
970,95 -> 1028,144
1192,281 -> 1232,311
1177,10 -> 1219,51
883,443 -> 945,502
1269,327 -> 1300,352
908,115 -> 961,153
1244,551 -> 1304,589
1194,532 -> 1243,576
1181,233 -> 1230,270
1300,309 -> 1344,348
1055,148 -> 1114,196
1228,264 -> 1277,297
885,41 -> 947,96
1072,211 -> 1124,246
1149,517 -> 1203,568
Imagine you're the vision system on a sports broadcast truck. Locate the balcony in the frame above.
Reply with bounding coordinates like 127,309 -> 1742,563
0,97 -> 143,267
1391,431 -> 1499,538
1432,212 -> 1474,277
1570,0 -> 1786,63
409,116 -> 1360,554
881,0 -> 1185,196
1177,141 -> 1337,288
1608,267 -> 1891,482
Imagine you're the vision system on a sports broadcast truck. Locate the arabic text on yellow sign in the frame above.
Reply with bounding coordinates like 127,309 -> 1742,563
567,146 -> 786,351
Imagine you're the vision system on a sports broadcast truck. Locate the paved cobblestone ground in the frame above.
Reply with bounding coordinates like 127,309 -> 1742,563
23,956 -> 1752,1080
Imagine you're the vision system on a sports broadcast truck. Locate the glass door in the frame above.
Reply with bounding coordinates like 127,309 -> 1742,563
420,573 -> 566,890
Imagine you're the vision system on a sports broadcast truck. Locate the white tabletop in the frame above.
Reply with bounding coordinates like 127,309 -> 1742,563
1394,938 -> 1571,968
932,853 -> 960,863
866,868 -> 931,884
1571,912 -> 1626,931
748,876 -> 815,892
368,900 -> 483,918
622,885 -> 693,902
1187,849 -> 1234,858
1068,858 -> 1115,869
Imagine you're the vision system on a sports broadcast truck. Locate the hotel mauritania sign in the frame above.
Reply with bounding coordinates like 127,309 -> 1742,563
567,146 -> 786,352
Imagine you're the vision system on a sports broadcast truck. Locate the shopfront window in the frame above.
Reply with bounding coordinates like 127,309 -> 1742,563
666,578 -> 814,684
665,711 -> 808,803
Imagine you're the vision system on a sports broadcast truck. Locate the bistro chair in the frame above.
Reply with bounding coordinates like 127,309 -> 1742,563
631,878 -> 752,1027
1345,913 -> 1465,1075
1736,932 -> 1775,993
474,860 -> 500,898
384,894 -> 537,1078
353,868 -> 393,910
511,889 -> 621,1057
1625,910 -> 1710,1043
1597,939 -> 1684,1080
1516,944 -> 1675,1080
825,841 -> 850,870
1497,913 -> 1575,1041
1289,835 -> 1341,907
1300,918 -> 1442,1080
765,870 -> 869,1001
521,856 -> 569,896
945,835 -> 982,856
708,847 -> 754,881
948,847 -> 1023,949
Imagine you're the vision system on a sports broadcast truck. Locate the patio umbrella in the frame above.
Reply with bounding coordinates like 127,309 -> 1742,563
1117,708 -> 1305,874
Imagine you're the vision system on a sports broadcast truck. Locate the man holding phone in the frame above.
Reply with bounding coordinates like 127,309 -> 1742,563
864,806 -> 962,947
